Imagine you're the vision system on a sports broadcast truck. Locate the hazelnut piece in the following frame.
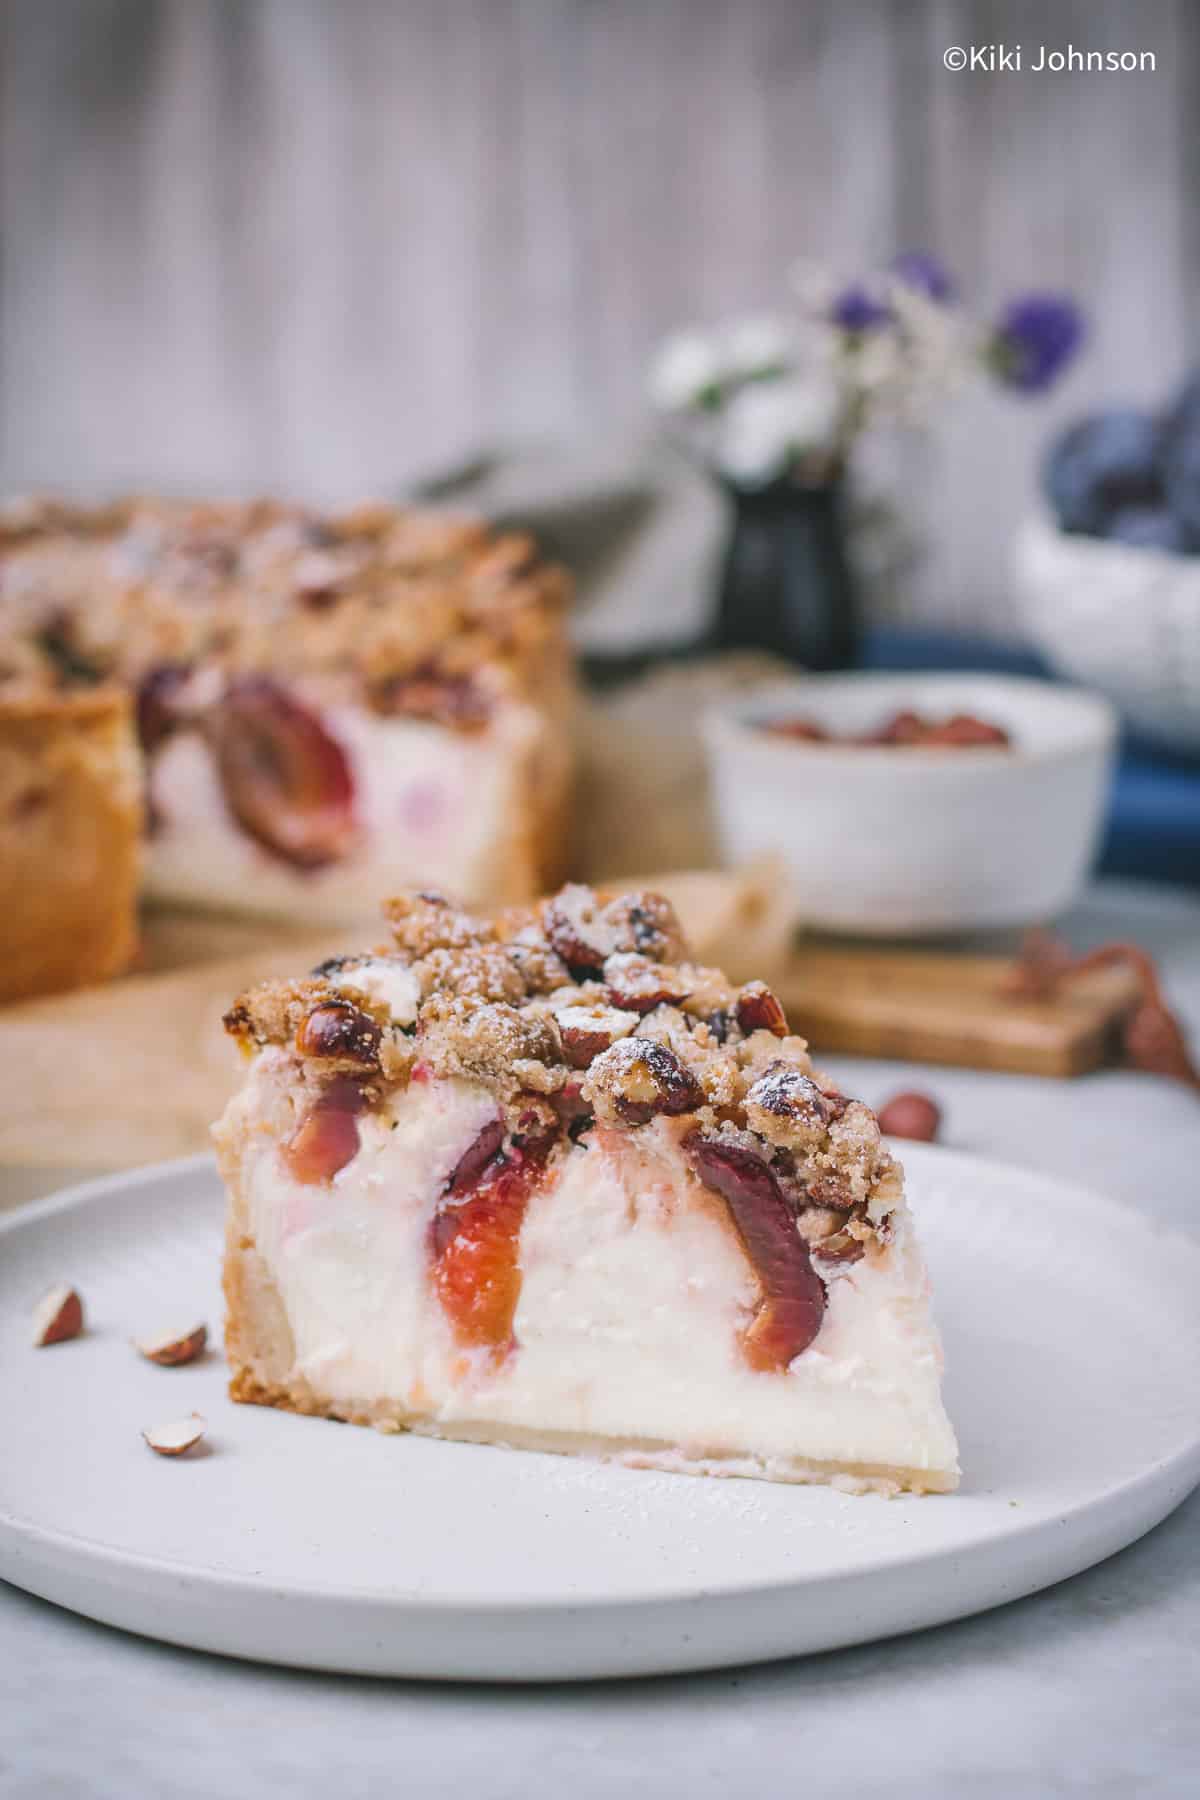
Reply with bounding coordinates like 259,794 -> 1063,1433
876,1090 -> 941,1142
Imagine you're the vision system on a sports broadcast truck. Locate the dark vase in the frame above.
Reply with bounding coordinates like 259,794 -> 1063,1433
712,478 -> 858,671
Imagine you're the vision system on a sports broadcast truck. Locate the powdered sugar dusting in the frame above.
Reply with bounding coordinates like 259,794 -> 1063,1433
335,959 -> 422,1027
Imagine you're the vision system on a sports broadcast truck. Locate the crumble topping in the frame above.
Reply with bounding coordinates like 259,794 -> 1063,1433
383,890 -> 491,956
224,883 -> 901,1257
416,995 -> 563,1093
603,951 -> 691,1013
583,1034 -> 705,1126
415,944 -> 528,1006
744,1064 -> 836,1149
552,997 -> 641,1068
542,882 -> 689,975
223,975 -> 335,1048
0,496 -> 568,723
330,958 -> 422,1027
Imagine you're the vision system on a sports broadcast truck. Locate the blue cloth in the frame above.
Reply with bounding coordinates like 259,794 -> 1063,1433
860,629 -> 1200,890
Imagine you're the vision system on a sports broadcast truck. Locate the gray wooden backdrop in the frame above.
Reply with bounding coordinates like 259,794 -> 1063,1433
1,0 -> 1196,632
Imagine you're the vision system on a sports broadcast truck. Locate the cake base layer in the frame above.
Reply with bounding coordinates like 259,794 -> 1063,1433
226,1365 -> 957,1496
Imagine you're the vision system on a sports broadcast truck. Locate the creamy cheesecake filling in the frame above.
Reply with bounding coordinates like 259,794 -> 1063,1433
225,1054 -> 959,1482
146,699 -> 541,922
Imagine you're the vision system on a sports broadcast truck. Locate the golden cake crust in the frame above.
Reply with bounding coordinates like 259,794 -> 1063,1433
0,684 -> 142,1001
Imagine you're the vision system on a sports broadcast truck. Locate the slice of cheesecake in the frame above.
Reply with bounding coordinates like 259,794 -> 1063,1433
215,884 -> 959,1494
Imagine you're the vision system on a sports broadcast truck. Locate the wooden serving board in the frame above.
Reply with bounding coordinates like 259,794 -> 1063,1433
775,940 -> 1141,1078
0,872 -> 1143,1190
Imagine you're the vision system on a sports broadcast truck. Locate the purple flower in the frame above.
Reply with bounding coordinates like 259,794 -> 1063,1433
891,250 -> 956,304
831,284 -> 891,334
991,294 -> 1085,393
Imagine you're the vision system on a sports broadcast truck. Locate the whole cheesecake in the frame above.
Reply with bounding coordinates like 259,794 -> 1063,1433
215,883 -> 959,1495
0,496 -> 573,926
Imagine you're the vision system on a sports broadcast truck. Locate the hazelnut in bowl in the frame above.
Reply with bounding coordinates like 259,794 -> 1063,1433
702,672 -> 1116,936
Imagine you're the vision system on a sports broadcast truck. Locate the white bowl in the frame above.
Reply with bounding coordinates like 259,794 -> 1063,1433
1015,514 -> 1200,756
703,672 -> 1116,936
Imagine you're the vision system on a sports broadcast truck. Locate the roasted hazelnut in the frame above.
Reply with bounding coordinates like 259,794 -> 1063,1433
735,981 -> 789,1038
876,1090 -> 941,1142
584,1035 -> 704,1126
603,952 -> 690,1014
744,1063 -> 832,1149
295,1000 -> 382,1068
553,1000 -> 640,1069
601,891 -> 689,963
542,884 -> 612,975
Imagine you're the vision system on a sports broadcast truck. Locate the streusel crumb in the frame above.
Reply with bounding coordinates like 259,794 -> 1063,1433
0,496 -> 568,723
223,883 -> 901,1253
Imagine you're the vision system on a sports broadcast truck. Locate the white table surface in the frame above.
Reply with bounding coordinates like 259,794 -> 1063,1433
2,878 -> 1199,1800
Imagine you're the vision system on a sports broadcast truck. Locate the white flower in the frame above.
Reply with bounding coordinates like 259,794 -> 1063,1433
722,315 -> 795,380
717,373 -> 841,486
649,329 -> 725,411
852,328 -> 903,394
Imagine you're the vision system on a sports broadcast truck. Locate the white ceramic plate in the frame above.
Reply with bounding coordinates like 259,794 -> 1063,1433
2,1148 -> 1198,1681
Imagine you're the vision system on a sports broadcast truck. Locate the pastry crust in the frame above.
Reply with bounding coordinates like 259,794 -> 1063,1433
0,685 -> 142,1001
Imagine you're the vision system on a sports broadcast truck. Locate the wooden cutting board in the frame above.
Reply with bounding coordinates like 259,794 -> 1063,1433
0,872 -> 1143,1184
774,939 -> 1141,1078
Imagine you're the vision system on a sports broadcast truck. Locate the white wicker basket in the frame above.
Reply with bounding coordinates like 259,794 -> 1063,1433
1015,515 -> 1200,756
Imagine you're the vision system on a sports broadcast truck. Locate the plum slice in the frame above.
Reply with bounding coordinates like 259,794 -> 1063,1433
282,1076 -> 367,1185
209,677 -> 357,870
686,1134 -> 826,1371
430,1121 -> 559,1353
446,1117 -> 505,1196
135,663 -> 193,755
551,1079 -> 594,1140
431,1149 -> 542,1354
